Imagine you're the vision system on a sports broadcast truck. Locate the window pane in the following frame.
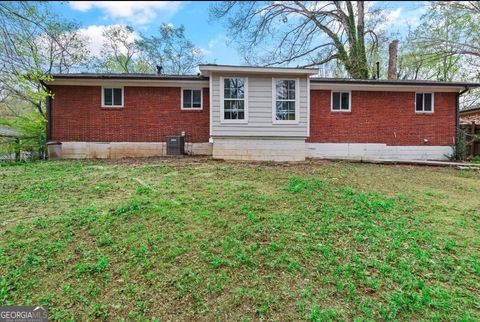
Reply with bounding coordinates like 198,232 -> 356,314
424,93 -> 432,111
276,101 -> 296,120
341,92 -> 349,110
183,90 -> 192,108
192,90 -> 201,108
224,78 -> 244,99
104,88 -> 112,106
113,88 -> 122,106
224,100 -> 245,119
416,93 -> 423,111
276,80 -> 295,100
332,92 -> 340,110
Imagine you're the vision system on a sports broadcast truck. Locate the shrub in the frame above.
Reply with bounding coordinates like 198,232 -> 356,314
449,128 -> 468,161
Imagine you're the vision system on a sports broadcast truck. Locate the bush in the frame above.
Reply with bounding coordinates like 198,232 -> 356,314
449,128 -> 468,161
0,112 -> 46,162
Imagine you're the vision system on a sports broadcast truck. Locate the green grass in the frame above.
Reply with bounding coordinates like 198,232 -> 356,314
0,158 -> 479,321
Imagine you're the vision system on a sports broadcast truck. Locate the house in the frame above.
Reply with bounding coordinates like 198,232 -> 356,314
460,106 -> 480,124
45,64 -> 479,161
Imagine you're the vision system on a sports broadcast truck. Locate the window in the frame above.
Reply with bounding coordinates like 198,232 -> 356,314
102,87 -> 123,108
222,77 -> 247,121
415,93 -> 434,113
274,79 -> 298,122
331,91 -> 350,111
182,89 -> 202,109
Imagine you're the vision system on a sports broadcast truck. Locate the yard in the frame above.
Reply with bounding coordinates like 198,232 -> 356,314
0,158 -> 479,321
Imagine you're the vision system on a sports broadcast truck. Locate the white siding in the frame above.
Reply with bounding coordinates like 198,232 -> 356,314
211,74 -> 309,137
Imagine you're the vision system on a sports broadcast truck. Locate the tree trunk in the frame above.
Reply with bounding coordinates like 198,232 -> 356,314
388,40 -> 399,80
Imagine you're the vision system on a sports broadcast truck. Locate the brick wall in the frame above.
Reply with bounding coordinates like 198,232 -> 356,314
51,86 -> 209,143
308,90 -> 456,146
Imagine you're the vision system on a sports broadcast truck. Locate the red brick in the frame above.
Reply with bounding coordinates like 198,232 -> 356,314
307,90 -> 456,146
51,86 -> 209,143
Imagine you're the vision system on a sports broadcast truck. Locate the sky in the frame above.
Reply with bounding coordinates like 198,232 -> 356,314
53,1 -> 428,68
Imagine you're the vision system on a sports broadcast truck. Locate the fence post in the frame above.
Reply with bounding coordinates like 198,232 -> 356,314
471,122 -> 476,157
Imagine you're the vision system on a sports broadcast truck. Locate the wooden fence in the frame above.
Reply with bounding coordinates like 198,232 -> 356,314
460,123 -> 480,157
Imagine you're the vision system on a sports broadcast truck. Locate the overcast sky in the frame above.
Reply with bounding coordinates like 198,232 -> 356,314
56,1 -> 427,67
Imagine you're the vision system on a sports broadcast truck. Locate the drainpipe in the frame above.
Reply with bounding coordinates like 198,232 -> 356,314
456,86 -> 469,135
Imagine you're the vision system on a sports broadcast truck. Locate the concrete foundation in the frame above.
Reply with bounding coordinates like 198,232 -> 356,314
56,142 -> 212,159
212,137 -> 306,161
306,143 -> 452,161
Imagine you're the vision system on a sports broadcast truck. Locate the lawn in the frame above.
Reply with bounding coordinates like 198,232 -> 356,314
0,158 -> 479,321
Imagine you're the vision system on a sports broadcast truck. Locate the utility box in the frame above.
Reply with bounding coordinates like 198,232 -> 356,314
166,136 -> 185,155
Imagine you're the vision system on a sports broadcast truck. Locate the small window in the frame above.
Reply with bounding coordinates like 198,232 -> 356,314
416,93 -> 434,113
182,89 -> 202,109
223,78 -> 246,121
332,91 -> 350,111
102,87 -> 123,107
274,79 -> 297,122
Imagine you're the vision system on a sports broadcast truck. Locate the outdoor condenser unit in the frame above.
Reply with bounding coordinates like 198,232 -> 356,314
166,135 -> 185,155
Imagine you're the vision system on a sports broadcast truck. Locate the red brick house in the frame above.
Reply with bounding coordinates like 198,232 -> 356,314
45,64 -> 479,161
460,106 -> 480,125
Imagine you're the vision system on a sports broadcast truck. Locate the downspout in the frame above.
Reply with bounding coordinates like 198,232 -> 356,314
456,86 -> 469,135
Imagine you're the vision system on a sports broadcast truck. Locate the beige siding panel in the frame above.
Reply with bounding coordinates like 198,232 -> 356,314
211,74 -> 309,137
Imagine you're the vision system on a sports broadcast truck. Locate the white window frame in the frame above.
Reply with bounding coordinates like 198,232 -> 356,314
181,88 -> 203,110
101,86 -> 124,108
220,76 -> 248,124
331,91 -> 351,112
272,78 -> 300,124
415,92 -> 435,113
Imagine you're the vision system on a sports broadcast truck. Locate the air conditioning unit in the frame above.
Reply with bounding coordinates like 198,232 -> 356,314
166,135 -> 185,155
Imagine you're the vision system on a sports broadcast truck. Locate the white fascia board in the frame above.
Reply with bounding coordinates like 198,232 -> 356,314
47,79 -> 209,87
310,83 -> 466,93
199,65 -> 318,76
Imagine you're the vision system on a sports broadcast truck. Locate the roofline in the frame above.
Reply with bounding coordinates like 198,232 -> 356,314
199,64 -> 318,75
460,106 -> 480,114
310,78 -> 480,88
50,74 -> 208,81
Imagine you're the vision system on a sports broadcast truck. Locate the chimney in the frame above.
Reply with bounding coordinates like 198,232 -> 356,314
388,40 -> 399,80
156,65 -> 163,75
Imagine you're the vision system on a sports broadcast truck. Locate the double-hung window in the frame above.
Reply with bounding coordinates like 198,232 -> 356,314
102,87 -> 123,108
331,91 -> 350,111
415,93 -> 434,113
182,89 -> 202,109
274,79 -> 298,122
222,77 -> 247,121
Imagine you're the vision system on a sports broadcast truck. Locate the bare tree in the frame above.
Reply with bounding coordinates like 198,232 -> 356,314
210,1 -> 383,79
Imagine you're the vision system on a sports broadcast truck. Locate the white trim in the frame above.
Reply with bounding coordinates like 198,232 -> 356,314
415,92 -> 435,114
101,86 -> 124,108
331,90 -> 351,112
307,77 -> 310,137
271,78 -> 300,124
199,65 -> 317,76
220,76 -> 249,124
49,79 -> 209,87
310,83 -> 465,93
181,88 -> 203,110
209,76 -> 213,137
